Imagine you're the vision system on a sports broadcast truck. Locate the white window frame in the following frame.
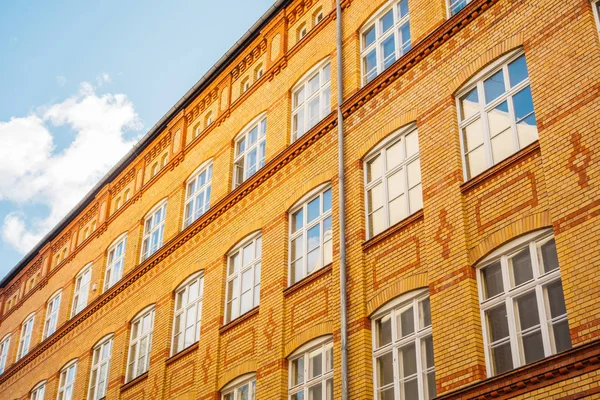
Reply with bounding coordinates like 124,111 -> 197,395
225,232 -> 262,323
314,10 -> 324,25
291,60 -> 331,142
0,334 -> 10,374
233,114 -> 267,189
71,264 -> 92,318
171,272 -> 204,356
371,289 -> 435,400
288,336 -> 334,400
242,77 -> 250,93
364,124 -> 421,239
88,334 -> 113,400
183,160 -> 213,228
360,0 -> 411,85
104,233 -> 127,291
477,230 -> 571,377
457,49 -> 537,180
447,0 -> 472,17
221,373 -> 257,400
141,200 -> 167,262
298,23 -> 308,40
288,184 -> 333,286
30,380 -> 46,400
17,313 -> 35,361
255,64 -> 264,80
43,290 -> 62,339
126,305 -> 155,382
57,359 -> 77,400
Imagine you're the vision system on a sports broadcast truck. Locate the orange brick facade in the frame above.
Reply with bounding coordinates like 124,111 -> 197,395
1,0 -> 599,399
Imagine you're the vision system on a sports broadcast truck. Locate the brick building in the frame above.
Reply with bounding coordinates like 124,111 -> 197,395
1,0 -> 599,398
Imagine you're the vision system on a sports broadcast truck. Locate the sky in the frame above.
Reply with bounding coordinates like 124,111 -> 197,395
0,0 -> 276,279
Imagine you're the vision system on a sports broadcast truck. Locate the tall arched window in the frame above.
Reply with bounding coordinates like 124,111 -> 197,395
105,233 -> 127,291
371,289 -> 435,400
288,336 -> 333,400
476,230 -> 571,376
43,289 -> 62,339
184,160 -> 213,228
141,200 -> 167,262
291,59 -> 331,142
457,49 -> 537,180
57,359 -> 77,400
233,114 -> 267,188
126,305 -> 155,382
364,123 -> 421,238
30,380 -> 46,400
88,334 -> 113,400
17,313 -> 35,361
71,264 -> 92,317
171,272 -> 204,355
221,373 -> 257,400
225,232 -> 262,323
289,184 -> 333,285
361,0 -> 410,85
0,334 -> 10,374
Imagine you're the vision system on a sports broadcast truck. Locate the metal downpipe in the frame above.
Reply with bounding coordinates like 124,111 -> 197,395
335,0 -> 349,399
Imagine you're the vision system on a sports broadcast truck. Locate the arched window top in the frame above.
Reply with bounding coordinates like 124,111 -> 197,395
0,333 -> 10,342
144,198 -> 168,219
22,311 -> 35,324
288,335 -> 333,399
205,111 -> 214,126
291,57 -> 330,92
76,262 -> 93,278
220,372 -> 257,392
186,158 -> 213,183
227,230 -> 262,255
175,270 -> 204,292
288,334 -> 333,359
131,304 -> 156,322
60,358 -> 78,371
476,228 -> 552,267
107,232 -> 128,251
48,288 -> 63,301
235,112 -> 267,141
370,288 -> 429,318
92,333 -> 114,349
30,380 -> 46,396
288,182 -> 331,213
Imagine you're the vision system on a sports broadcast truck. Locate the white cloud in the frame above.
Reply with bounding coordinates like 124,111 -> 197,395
56,76 -> 66,87
0,80 -> 142,255
96,73 -> 111,86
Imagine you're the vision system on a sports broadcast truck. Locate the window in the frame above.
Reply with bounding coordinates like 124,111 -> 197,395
57,360 -> 77,400
126,306 -> 155,382
221,373 -> 256,400
71,264 -> 92,317
17,313 -> 35,360
171,272 -> 204,355
89,335 -> 113,400
314,9 -> 324,25
184,161 -> 213,228
298,23 -> 308,40
162,153 -> 169,167
255,64 -> 264,80
448,0 -> 472,16
115,197 -> 122,211
206,112 -> 213,127
361,0 -> 411,84
151,162 -> 159,177
124,189 -> 131,201
292,61 -> 331,141
364,125 -> 421,238
82,228 -> 89,240
141,201 -> 167,262
372,290 -> 435,400
91,220 -> 96,232
457,51 -> 537,180
30,381 -> 46,400
242,77 -> 250,93
288,336 -> 333,400
233,115 -> 267,188
289,186 -> 332,285
105,234 -> 127,291
0,334 -> 10,374
43,291 -> 61,339
477,231 -> 571,377
225,232 -> 261,323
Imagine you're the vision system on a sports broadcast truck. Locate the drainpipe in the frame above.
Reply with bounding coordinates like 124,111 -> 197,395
335,0 -> 349,399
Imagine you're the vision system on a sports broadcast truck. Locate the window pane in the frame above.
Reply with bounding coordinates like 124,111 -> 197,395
307,198 -> 320,223
482,261 -> 503,299
463,118 -> 483,152
323,217 -> 332,266
293,209 -> 304,232
513,86 -> 534,121
491,342 -> 513,375
421,335 -> 435,369
376,352 -> 394,387
376,314 -> 392,348
405,131 -> 418,158
486,304 -> 509,342
539,239 -> 559,274
488,101 -> 510,137
419,298 -> 432,329
381,10 -> 394,32
309,348 -> 322,379
367,155 -> 382,182
294,87 -> 305,106
378,388 -> 395,400
516,291 -> 540,330
545,280 -> 567,318
291,357 -> 304,386
508,55 -> 528,87
552,319 -> 572,353
491,129 -> 513,164
369,208 -> 385,237
364,50 -> 378,83
398,306 -> 415,338
363,25 -> 376,48
323,189 -> 332,212
408,185 -> 422,213
386,139 -> 404,170
400,22 -> 411,53
510,248 -> 533,287
382,35 -> 396,69
402,379 -> 419,400
308,74 -> 320,96
460,88 -> 479,120
399,0 -> 409,17
517,114 -> 538,149
407,159 -> 421,188
399,343 -> 417,377
387,170 -> 404,201
484,70 -> 505,104
388,195 -> 406,227
522,330 -> 545,365
309,383 -> 322,400
425,370 -> 436,400
368,184 -> 384,213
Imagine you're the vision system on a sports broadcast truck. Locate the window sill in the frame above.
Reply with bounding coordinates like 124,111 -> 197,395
165,342 -> 199,366
362,210 -> 424,251
460,141 -> 540,194
283,263 -> 333,297
219,307 -> 259,335
120,371 -> 148,392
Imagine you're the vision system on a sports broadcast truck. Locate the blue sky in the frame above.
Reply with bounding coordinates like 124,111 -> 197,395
0,0 -> 275,279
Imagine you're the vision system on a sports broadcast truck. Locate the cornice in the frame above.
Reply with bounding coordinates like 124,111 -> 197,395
109,167 -> 136,195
